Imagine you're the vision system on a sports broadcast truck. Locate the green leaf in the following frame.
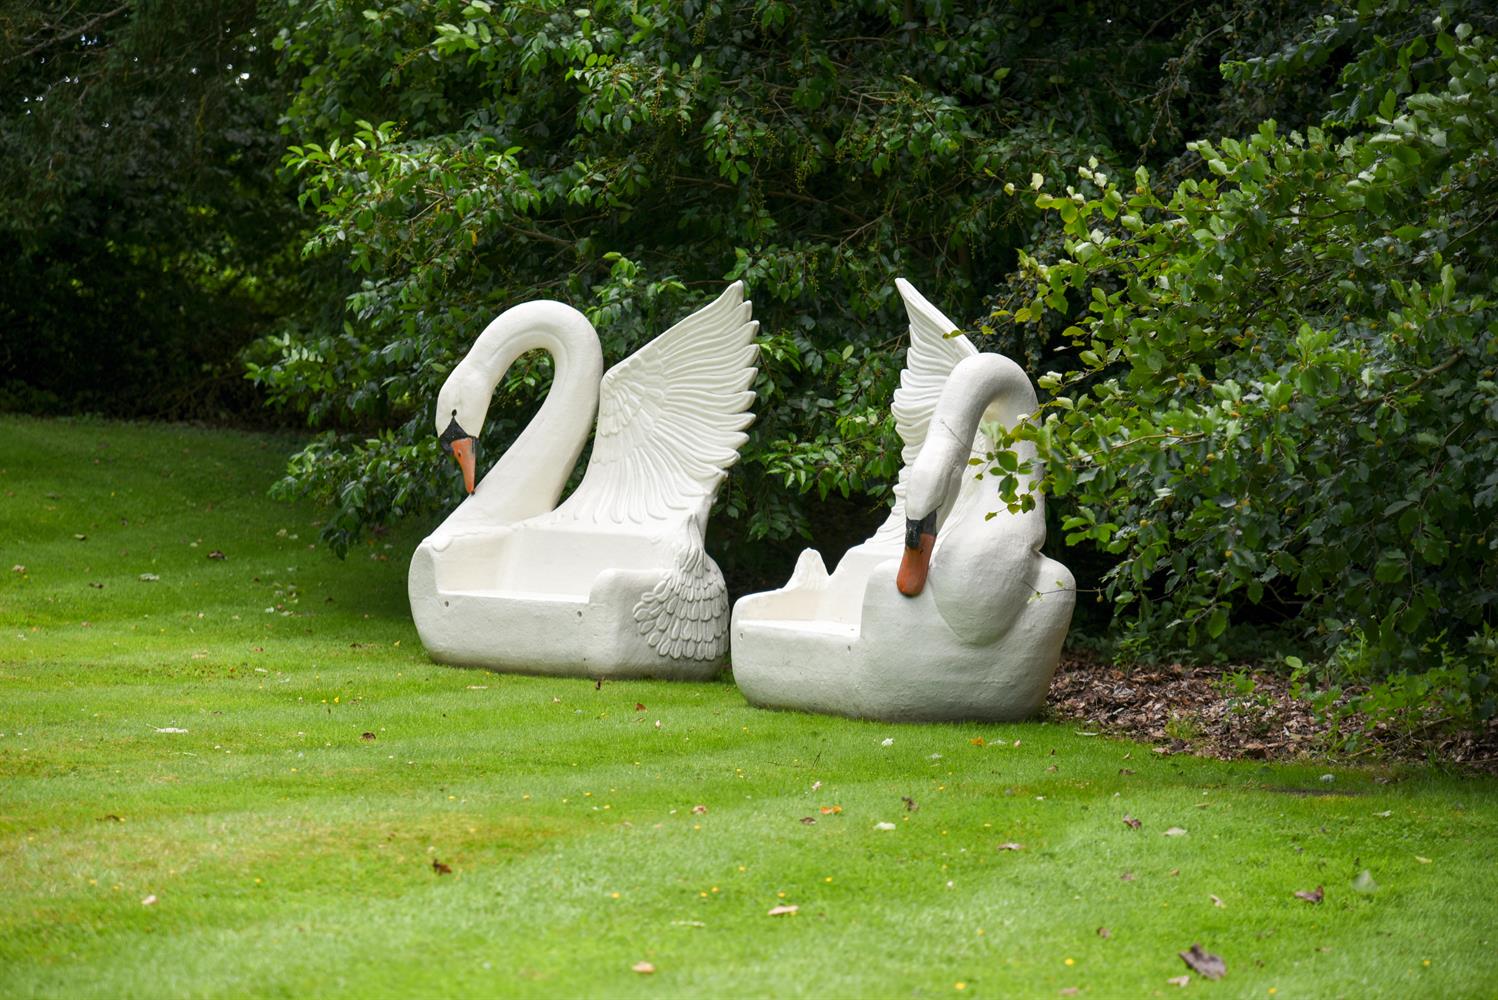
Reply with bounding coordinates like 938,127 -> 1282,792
1374,550 -> 1407,583
1206,607 -> 1228,639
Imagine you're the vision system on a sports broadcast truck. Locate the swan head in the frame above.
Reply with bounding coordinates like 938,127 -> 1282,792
896,440 -> 964,597
435,366 -> 490,495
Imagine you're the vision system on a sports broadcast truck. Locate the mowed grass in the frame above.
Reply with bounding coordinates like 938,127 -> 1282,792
1,414 -> 1495,999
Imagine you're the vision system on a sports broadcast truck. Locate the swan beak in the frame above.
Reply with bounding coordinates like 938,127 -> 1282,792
897,512 -> 938,597
449,437 -> 476,494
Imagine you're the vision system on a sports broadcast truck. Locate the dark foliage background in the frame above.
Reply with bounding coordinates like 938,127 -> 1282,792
0,1 -> 299,420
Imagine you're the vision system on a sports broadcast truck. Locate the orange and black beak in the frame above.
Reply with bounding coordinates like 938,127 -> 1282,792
450,437 -> 476,494
897,511 -> 938,596
439,418 -> 477,495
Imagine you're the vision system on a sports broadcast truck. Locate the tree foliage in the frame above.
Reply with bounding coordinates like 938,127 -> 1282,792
987,6 -> 1495,704
0,1 -> 297,418
250,0 -> 1337,591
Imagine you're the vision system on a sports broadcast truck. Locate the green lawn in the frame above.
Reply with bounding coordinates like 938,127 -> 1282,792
2,415 -> 1495,998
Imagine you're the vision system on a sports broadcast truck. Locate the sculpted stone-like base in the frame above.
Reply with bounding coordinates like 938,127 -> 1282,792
731,545 -> 1074,722
410,524 -> 726,680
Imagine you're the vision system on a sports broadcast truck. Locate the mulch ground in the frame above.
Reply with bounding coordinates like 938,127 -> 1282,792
1046,656 -> 1498,773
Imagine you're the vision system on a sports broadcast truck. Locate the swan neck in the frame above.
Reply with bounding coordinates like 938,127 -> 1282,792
919,353 -> 1051,644
462,301 -> 605,525
928,353 -> 1039,463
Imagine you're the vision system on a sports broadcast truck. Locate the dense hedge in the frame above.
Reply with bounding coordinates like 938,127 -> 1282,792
0,1 -> 297,421
248,0 -> 1341,591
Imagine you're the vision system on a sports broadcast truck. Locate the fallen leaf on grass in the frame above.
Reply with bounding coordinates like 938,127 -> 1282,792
970,737 -> 986,746
1373,810 -> 1392,818
1123,814 -> 1141,829
1210,894 -> 1226,909
874,822 -> 896,831
141,894 -> 157,906
1178,944 -> 1225,980
88,582 -> 104,589
74,533 -> 87,541
1415,856 -> 1432,864
632,962 -> 656,974
1167,975 -> 1190,987
901,796 -> 918,811
767,904 -> 798,916
635,703 -> 646,711
207,550 -> 226,560
1097,927 -> 1111,939
431,859 -> 452,875
361,732 -> 376,741
799,816 -> 817,825
819,805 -> 842,815
1295,886 -> 1324,904
1119,768 -> 1135,775
1120,872 -> 1136,882
97,814 -> 123,823
10,565 -> 24,573
692,804 -> 708,815
996,842 -> 1023,851
1164,827 -> 1188,837
138,573 -> 159,582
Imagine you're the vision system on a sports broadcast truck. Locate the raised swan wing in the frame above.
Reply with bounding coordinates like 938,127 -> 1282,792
868,278 -> 981,548
556,282 -> 759,525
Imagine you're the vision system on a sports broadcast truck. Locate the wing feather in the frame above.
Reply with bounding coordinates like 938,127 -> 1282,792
557,282 -> 760,525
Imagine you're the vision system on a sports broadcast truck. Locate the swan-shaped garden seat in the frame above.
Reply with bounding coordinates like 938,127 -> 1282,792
730,280 -> 1074,721
408,283 -> 758,679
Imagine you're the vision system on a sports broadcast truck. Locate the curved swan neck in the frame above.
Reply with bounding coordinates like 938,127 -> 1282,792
911,353 -> 1040,522
446,301 -> 605,529
915,352 -> 1051,644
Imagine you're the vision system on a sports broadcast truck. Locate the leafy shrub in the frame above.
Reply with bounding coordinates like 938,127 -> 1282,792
249,0 -> 1338,586
0,2 -> 299,420
991,10 -> 1497,677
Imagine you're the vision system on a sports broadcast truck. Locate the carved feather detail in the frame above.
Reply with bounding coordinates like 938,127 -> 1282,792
556,282 -> 759,526
632,529 -> 730,662
870,278 -> 987,548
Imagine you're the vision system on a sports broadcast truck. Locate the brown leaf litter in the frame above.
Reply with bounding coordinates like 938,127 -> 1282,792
1047,655 -> 1498,771
1178,944 -> 1226,980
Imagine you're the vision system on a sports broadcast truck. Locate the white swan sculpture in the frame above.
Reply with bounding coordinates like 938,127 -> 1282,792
730,279 -> 1074,721
408,282 -> 758,679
